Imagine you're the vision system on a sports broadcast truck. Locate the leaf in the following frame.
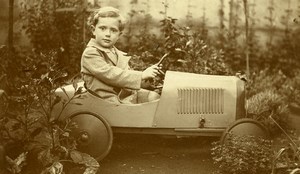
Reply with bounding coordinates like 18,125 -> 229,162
62,131 -> 69,137
52,96 -> 62,106
70,150 -> 83,164
290,168 -> 300,174
15,152 -> 28,166
70,150 -> 99,168
37,148 -> 53,167
74,87 -> 83,96
83,167 -> 98,174
74,103 -> 82,105
72,81 -> 78,91
30,127 -> 43,139
274,148 -> 287,160
60,87 -> 69,99
41,161 -> 63,174
11,122 -> 23,131
5,152 -> 28,173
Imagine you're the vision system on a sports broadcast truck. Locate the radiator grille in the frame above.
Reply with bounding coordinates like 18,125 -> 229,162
177,88 -> 224,114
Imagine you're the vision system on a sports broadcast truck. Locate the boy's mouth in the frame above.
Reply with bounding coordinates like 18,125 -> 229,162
103,39 -> 111,43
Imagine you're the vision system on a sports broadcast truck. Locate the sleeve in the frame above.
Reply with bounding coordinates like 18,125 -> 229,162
81,47 -> 142,90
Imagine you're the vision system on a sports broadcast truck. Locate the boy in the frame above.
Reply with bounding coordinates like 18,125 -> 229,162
81,6 -> 161,104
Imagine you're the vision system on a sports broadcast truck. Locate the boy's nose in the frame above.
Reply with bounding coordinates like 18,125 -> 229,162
104,30 -> 111,36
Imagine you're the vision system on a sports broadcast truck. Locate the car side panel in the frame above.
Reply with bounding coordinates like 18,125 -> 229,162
53,84 -> 158,128
153,71 -> 239,128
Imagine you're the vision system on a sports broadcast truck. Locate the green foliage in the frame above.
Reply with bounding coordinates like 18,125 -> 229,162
0,51 -> 98,174
120,16 -> 232,92
124,16 -> 231,76
19,0 -> 86,76
8,1 -> 300,173
272,133 -> 300,174
248,69 -> 300,105
211,134 -> 273,174
0,46 -> 9,92
246,68 -> 300,135
20,0 -> 59,51
177,32 -> 230,75
247,69 -> 287,98
15,0 -> 300,82
214,0 -> 245,73
247,89 -> 289,136
280,70 -> 300,106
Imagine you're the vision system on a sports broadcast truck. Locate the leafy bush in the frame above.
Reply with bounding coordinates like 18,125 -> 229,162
211,134 -> 273,174
271,133 -> 300,174
20,0 -> 85,76
279,70 -> 300,107
124,17 -> 232,76
247,68 -> 289,98
246,68 -> 300,135
247,89 -> 289,136
20,0 -> 60,52
0,51 -> 98,174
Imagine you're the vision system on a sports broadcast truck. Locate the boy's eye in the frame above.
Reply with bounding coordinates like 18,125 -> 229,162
99,26 -> 106,30
111,28 -> 119,33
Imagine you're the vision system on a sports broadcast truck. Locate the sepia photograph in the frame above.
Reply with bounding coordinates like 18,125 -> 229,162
0,0 -> 300,173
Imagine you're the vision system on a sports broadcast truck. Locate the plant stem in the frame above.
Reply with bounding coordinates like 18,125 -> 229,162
269,115 -> 298,147
8,0 -> 14,61
56,94 -> 76,121
243,0 -> 250,78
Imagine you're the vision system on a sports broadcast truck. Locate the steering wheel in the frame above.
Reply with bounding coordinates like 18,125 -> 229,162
143,48 -> 185,93
141,52 -> 169,92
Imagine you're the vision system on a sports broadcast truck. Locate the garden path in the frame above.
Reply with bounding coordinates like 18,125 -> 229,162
99,134 -> 217,174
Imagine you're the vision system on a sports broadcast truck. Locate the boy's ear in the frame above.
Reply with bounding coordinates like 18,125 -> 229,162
90,25 -> 95,33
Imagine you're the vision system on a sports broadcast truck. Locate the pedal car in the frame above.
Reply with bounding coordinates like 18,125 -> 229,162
52,70 -> 268,161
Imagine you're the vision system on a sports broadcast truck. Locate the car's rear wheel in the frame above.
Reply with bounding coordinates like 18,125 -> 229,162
220,118 -> 269,144
67,111 -> 113,161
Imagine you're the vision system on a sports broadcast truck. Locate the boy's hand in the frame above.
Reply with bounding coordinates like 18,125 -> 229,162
142,64 -> 162,80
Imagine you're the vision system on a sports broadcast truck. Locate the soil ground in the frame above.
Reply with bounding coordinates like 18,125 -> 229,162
99,134 -> 218,174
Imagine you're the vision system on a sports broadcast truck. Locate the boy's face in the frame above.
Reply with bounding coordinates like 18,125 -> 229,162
92,17 -> 121,48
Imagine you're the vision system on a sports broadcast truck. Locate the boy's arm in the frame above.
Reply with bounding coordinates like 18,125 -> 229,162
82,48 -> 142,90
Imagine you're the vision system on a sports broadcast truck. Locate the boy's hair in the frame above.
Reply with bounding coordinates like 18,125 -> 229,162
87,6 -> 126,32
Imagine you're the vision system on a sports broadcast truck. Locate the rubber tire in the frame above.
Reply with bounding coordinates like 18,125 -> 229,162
67,111 -> 113,161
220,118 -> 269,144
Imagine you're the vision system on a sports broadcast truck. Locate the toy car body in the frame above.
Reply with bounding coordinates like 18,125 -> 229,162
52,70 -> 267,160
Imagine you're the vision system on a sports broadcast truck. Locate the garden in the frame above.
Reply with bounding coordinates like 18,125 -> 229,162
0,0 -> 300,173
